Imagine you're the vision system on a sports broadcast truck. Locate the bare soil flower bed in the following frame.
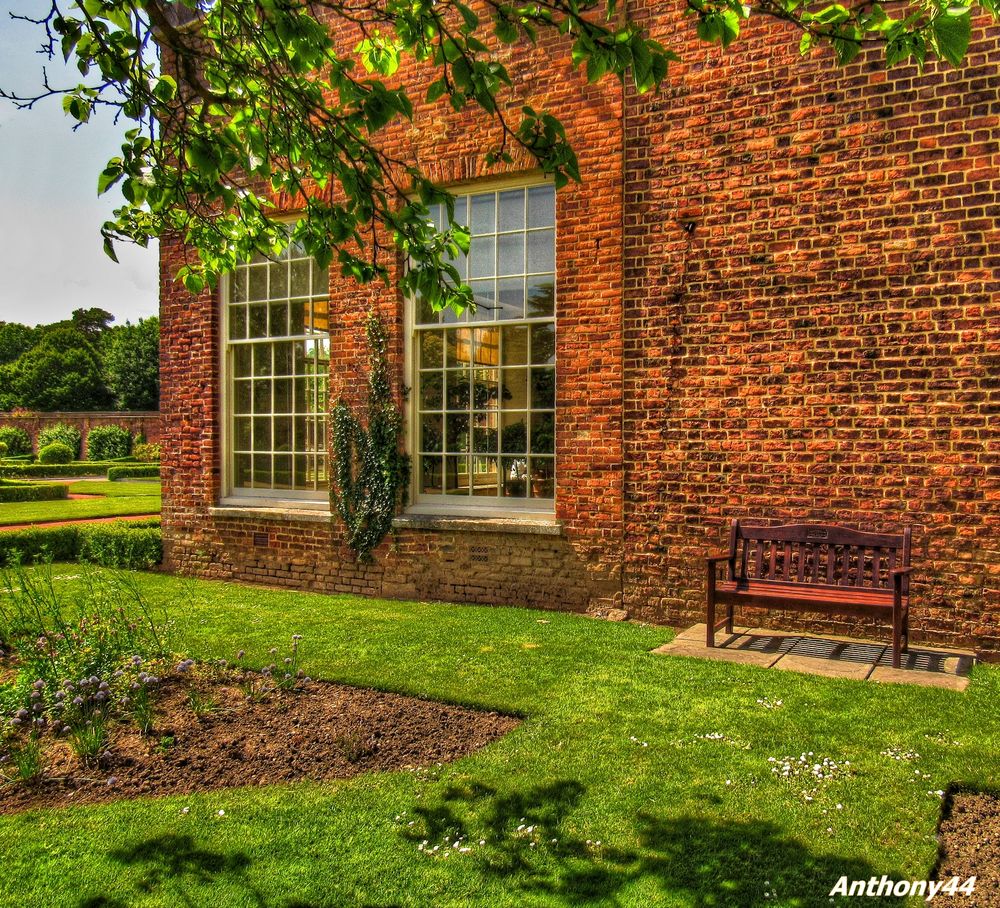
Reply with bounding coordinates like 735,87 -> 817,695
0,676 -> 518,815
934,790 -> 1000,907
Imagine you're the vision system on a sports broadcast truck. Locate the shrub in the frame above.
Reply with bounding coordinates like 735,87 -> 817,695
0,463 -> 117,479
0,426 -> 31,457
37,424 -> 82,459
0,480 -> 68,503
107,465 -> 160,481
79,523 -> 163,570
38,443 -> 74,465
0,526 -> 79,566
87,425 -> 132,461
0,442 -> 7,458
0,521 -> 160,569
132,442 -> 161,463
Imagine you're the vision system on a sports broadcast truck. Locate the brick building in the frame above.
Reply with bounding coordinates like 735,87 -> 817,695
160,11 -> 1000,656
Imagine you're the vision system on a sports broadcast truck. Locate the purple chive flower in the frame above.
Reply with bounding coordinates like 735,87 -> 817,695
33,680 -> 45,690
237,650 -> 246,660
72,696 -> 84,707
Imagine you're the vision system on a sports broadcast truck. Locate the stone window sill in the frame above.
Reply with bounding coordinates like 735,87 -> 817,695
208,505 -> 332,524
391,514 -> 563,536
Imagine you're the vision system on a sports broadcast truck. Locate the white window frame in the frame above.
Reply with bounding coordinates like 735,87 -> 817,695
405,176 -> 556,519
219,242 -> 331,510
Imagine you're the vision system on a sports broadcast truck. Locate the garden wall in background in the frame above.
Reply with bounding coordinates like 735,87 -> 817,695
160,10 -> 998,657
0,412 -> 160,456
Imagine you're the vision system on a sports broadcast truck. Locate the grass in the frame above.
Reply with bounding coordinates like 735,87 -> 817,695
0,482 -> 160,526
66,480 -> 162,499
1,569 -> 997,908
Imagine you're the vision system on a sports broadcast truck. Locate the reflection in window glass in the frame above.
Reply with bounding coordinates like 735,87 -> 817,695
227,243 -> 330,496
415,184 -> 555,506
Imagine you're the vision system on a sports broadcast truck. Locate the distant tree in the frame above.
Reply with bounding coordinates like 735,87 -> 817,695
68,308 -> 115,340
6,328 -> 112,411
0,323 -> 37,366
104,317 -> 160,411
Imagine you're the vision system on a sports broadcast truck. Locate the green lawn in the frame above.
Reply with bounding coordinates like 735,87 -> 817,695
2,570 -> 997,907
0,482 -> 160,526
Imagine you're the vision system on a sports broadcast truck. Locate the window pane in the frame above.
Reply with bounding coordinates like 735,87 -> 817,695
497,233 -> 524,275
527,185 -> 555,228
501,368 -> 527,409
233,417 -> 251,450
310,300 -> 330,333
273,416 -> 292,450
233,269 -> 248,303
530,324 -> 555,364
233,346 -> 252,378
471,456 -> 499,496
445,371 -> 469,410
289,301 -> 307,335
274,379 -> 293,414
446,328 -> 473,368
445,455 -> 469,494
469,280 -> 496,321
229,305 -> 247,340
253,417 -> 272,450
420,330 -> 444,369
420,372 -> 443,410
473,329 -> 499,366
530,412 -> 554,454
501,413 -> 527,453
471,193 -> 495,234
498,277 -> 525,320
273,454 -> 293,489
501,457 -> 528,497
531,368 -> 555,409
501,326 -> 529,366
420,455 -> 443,494
269,303 -> 288,337
270,262 -> 288,299
472,420 -> 498,454
234,454 -> 252,487
498,189 -> 525,232
528,457 -> 554,499
445,414 -> 469,452
253,344 -> 271,376
526,277 -> 555,318
290,259 -> 311,297
233,380 -> 252,414
253,380 -> 272,413
469,236 -> 495,279
472,369 -> 499,410
416,294 -> 438,325
527,229 -> 555,273
273,342 -> 293,376
248,265 -> 267,301
421,414 -> 443,452
249,304 -> 268,338
252,454 -> 272,487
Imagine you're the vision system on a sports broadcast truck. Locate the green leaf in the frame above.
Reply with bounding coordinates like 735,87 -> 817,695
931,10 -> 971,65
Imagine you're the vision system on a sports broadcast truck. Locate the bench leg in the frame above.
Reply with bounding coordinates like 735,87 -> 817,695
892,607 -> 903,669
706,597 -> 716,648
902,608 -> 910,654
725,603 -> 734,635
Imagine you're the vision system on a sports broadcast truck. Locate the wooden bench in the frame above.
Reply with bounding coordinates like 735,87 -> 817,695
706,520 -> 913,668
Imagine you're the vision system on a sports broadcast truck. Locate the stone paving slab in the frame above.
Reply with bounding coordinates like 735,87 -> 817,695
654,624 -> 972,690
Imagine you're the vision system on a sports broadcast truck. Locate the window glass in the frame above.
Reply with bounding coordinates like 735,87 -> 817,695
226,242 -> 330,496
415,184 -> 555,507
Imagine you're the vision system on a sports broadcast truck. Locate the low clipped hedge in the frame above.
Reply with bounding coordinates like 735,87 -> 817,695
0,480 -> 69,503
0,462 -> 120,479
107,465 -> 160,481
0,520 -> 161,569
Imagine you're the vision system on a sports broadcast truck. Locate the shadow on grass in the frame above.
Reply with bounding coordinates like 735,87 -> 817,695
81,782 -> 905,907
403,779 -> 907,906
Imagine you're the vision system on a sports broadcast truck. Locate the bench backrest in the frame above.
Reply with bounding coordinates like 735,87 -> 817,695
726,520 -> 911,593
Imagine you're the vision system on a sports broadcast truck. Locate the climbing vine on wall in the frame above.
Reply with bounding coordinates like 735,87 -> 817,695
331,312 -> 409,562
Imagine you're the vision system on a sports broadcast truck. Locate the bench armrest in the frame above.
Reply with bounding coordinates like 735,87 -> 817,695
706,554 -> 733,565
890,566 -> 913,576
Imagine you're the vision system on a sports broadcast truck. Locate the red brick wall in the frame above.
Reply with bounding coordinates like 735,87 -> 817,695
622,14 -> 1000,652
160,10 -> 999,654
161,18 -> 626,615
0,411 -> 160,456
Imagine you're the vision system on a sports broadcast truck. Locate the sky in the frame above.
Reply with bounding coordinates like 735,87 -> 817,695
0,7 -> 159,329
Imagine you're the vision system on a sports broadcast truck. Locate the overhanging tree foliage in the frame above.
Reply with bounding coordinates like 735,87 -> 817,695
3,0 -> 995,313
